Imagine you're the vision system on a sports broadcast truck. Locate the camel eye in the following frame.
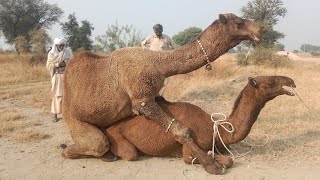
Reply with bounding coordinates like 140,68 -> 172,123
237,22 -> 244,29
269,80 -> 276,88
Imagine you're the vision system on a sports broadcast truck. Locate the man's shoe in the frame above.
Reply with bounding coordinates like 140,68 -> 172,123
52,114 -> 58,122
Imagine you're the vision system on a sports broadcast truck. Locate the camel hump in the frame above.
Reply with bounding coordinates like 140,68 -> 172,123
73,51 -> 106,60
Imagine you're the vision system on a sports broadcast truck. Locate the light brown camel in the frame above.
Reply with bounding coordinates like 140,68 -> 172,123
103,76 -> 296,170
62,13 -> 261,175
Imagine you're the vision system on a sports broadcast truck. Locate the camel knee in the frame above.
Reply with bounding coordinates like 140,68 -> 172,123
131,100 -> 153,116
121,152 -> 138,161
62,136 -> 109,158
93,137 -> 110,157
169,122 -> 191,144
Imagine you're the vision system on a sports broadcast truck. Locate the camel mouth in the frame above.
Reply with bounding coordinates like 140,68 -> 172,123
282,85 -> 295,96
250,33 -> 260,42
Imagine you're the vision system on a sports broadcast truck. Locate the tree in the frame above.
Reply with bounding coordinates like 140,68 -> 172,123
61,13 -> 94,52
15,36 -> 28,54
172,27 -> 202,46
0,0 -> 63,47
274,43 -> 285,51
241,0 -> 287,48
95,22 -> 144,52
300,44 -> 320,53
29,28 -> 52,56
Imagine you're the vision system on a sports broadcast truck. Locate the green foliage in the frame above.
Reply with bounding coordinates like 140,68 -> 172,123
310,51 -> 320,56
300,44 -> 320,53
274,43 -> 285,51
236,53 -> 249,66
0,0 -> 63,45
228,48 -> 236,53
95,22 -> 144,52
172,27 -> 202,46
236,47 -> 293,68
61,13 -> 94,52
241,0 -> 287,48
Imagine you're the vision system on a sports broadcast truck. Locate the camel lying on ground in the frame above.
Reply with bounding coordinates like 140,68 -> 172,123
103,76 -> 296,170
62,13 -> 261,174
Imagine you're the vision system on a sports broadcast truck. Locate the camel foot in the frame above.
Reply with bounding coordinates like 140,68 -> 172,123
215,155 -> 234,169
100,151 -> 118,162
203,163 -> 226,175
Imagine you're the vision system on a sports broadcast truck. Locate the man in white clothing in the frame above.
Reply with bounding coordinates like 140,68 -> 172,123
46,37 -> 73,122
141,24 -> 177,51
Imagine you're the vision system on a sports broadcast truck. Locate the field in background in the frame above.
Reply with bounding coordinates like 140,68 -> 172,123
0,52 -> 320,179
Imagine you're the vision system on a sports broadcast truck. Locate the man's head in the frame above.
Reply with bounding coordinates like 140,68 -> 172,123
54,37 -> 67,51
153,24 -> 163,38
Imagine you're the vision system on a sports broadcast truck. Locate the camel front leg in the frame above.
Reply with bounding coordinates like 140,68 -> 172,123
182,145 -> 233,168
132,98 -> 225,175
62,116 -> 109,159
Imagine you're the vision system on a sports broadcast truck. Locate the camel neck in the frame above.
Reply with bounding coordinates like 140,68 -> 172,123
156,22 -> 240,77
219,88 -> 267,145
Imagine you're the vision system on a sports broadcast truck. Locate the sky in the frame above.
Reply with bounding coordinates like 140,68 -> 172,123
1,0 -> 319,51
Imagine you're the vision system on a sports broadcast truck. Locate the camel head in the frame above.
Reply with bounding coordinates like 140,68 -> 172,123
218,13 -> 261,42
247,76 -> 296,101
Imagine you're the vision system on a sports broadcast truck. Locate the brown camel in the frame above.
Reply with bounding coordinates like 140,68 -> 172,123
62,13 -> 261,175
103,76 -> 296,170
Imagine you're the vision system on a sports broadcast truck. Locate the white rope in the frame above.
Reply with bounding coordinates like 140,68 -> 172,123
245,43 -> 253,60
165,118 -> 176,133
235,133 -> 269,159
208,113 -> 235,160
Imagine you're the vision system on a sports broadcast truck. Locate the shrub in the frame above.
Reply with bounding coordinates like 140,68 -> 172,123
310,51 -> 320,56
236,53 -> 249,66
236,47 -> 293,68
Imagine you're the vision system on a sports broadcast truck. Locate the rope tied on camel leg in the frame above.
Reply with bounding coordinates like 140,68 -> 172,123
191,113 -> 235,165
165,118 -> 176,133
209,113 -> 235,160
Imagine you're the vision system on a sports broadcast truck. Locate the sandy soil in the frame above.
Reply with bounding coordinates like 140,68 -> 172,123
1,54 -> 320,180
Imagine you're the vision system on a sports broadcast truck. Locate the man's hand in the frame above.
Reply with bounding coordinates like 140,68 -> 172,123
58,61 -> 66,67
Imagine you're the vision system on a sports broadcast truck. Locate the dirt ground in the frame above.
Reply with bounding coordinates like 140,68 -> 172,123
1,53 -> 320,180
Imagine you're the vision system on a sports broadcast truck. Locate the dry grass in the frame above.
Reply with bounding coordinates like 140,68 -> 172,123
0,108 -> 50,142
0,52 -> 51,143
0,52 -> 49,86
11,130 -> 51,143
0,109 -> 24,136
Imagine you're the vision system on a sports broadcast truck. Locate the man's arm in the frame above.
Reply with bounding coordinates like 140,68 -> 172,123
141,36 -> 152,48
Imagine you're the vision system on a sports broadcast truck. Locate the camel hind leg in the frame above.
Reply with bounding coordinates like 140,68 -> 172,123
62,116 -> 109,159
103,126 -> 139,161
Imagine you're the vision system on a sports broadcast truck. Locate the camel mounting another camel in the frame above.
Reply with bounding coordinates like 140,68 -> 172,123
104,76 -> 296,172
62,13 -> 261,175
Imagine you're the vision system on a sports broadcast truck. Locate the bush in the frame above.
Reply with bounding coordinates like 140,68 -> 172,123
236,47 -> 293,68
236,53 -> 249,66
310,51 -> 320,56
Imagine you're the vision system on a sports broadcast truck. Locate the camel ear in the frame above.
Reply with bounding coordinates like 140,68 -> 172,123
219,14 -> 228,24
248,77 -> 259,88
